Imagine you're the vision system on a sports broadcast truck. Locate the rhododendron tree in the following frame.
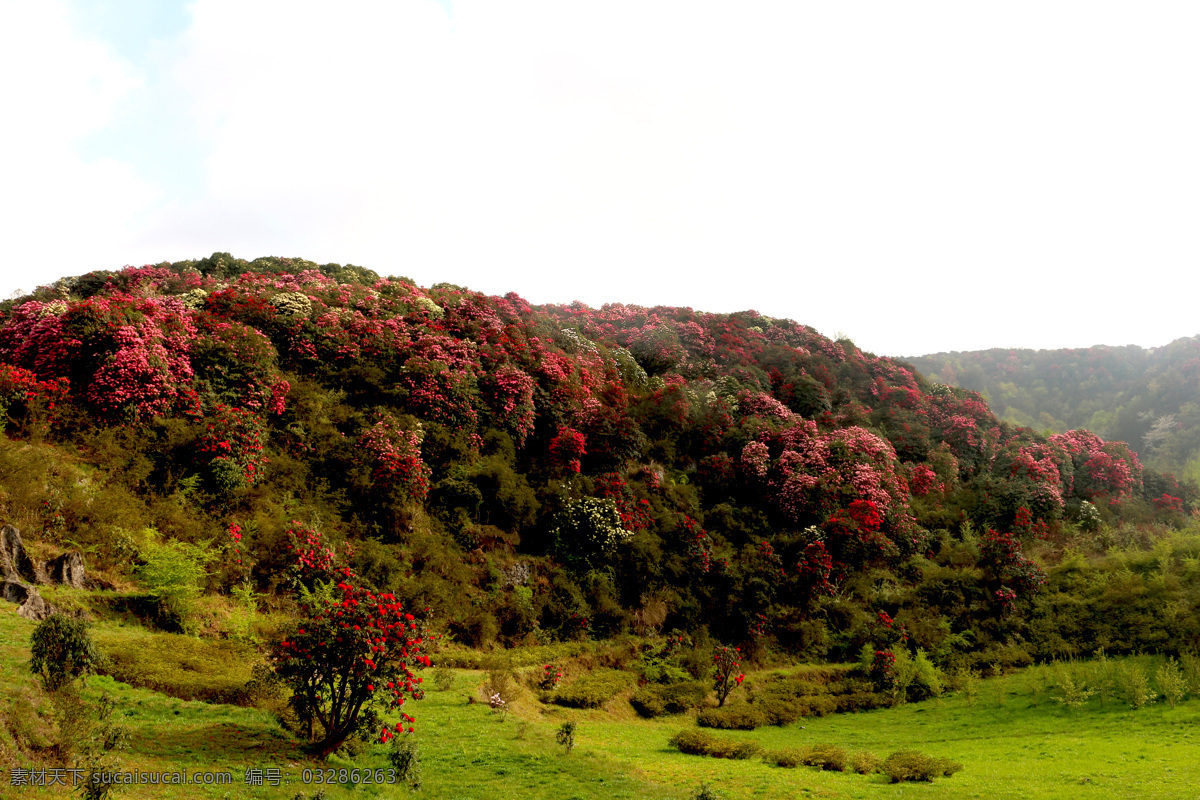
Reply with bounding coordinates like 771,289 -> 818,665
548,427 -> 587,474
355,414 -> 431,504
712,645 -> 746,707
273,579 -> 429,758
197,403 -> 268,491
980,528 -> 1046,604
1049,429 -> 1143,501
549,497 -> 631,569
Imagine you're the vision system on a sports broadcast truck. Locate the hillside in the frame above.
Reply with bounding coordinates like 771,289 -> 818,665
909,339 -> 1200,481
0,253 -> 1191,666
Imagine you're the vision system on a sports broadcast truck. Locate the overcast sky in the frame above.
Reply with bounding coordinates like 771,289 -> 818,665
2,1 -> 1198,357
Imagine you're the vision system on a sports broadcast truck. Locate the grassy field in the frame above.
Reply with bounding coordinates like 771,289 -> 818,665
4,607 -> 1200,800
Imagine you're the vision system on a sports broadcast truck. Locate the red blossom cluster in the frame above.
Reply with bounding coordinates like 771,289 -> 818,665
355,415 -> 431,502
197,403 -> 268,486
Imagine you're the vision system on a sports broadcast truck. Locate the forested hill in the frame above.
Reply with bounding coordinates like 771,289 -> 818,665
909,338 -> 1200,480
0,254 -> 1191,664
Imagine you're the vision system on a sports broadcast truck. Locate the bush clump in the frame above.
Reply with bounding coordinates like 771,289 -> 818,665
763,748 -> 805,768
553,668 -> 636,709
696,704 -> 768,730
801,743 -> 848,771
880,750 -> 963,783
669,730 -> 761,760
630,680 -> 708,718
30,614 -> 98,692
851,750 -> 881,774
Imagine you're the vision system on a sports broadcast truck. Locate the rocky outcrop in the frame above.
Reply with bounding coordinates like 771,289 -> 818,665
0,524 -> 90,621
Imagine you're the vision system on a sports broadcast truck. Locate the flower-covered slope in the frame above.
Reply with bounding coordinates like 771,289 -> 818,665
0,254 -> 1185,657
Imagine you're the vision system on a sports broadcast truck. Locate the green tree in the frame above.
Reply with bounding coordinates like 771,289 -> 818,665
29,614 -> 98,692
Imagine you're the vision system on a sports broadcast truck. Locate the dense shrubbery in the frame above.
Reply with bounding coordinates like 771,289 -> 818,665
553,668 -> 637,708
0,254 -> 1194,672
669,729 -> 761,760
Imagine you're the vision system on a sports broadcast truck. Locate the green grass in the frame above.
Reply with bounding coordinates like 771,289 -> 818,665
5,608 -> 1200,800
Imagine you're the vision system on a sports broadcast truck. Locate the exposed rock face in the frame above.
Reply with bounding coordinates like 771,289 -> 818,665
0,524 -> 37,580
44,551 -> 87,589
0,524 -> 90,620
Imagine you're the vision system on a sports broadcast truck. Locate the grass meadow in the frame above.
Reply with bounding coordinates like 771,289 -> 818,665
4,607 -> 1200,800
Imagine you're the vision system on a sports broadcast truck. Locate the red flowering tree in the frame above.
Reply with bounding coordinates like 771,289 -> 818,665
712,645 -> 746,707
273,528 -> 430,759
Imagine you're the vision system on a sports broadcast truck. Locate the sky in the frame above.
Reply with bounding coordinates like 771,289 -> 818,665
1,0 -> 1199,358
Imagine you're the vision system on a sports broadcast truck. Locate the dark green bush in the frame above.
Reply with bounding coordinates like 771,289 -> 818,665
880,750 -> 963,783
833,690 -> 887,712
696,704 -> 768,730
30,614 -> 98,692
630,680 -> 708,717
553,668 -> 636,708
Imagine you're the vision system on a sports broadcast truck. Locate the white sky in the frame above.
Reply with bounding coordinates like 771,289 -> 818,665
1,0 -> 1199,358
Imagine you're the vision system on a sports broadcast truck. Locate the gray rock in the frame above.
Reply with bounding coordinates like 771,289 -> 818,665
44,551 -> 87,589
0,524 -> 89,619
1,578 -> 53,621
0,524 -> 37,581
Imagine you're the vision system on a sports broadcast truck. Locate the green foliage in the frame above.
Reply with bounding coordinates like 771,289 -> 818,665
93,628 -> 257,704
850,750 -> 882,774
1117,661 -> 1158,709
1051,662 -> 1095,711
1156,658 -> 1188,707
799,743 -> 848,772
553,668 -> 636,708
388,735 -> 423,791
696,704 -> 768,730
669,729 -> 761,760
880,750 -> 963,783
555,721 -> 577,754
629,680 -> 708,718
29,614 -> 98,692
134,534 -> 212,631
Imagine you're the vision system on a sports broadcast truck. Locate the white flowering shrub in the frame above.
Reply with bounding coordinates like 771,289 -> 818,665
551,497 -> 632,569
414,296 -> 444,319
180,288 -> 208,310
270,291 -> 313,317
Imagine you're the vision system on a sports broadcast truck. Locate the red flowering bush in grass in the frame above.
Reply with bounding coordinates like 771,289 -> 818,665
980,528 -> 1046,602
712,645 -> 746,707
869,649 -> 896,691
272,569 -> 429,758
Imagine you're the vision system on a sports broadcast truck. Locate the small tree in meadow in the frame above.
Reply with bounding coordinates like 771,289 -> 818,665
712,646 -> 745,707
272,526 -> 431,758
30,614 -> 98,692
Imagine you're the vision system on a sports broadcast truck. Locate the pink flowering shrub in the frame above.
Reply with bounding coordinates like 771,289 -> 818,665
1049,429 -> 1142,501
355,414 -> 430,504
